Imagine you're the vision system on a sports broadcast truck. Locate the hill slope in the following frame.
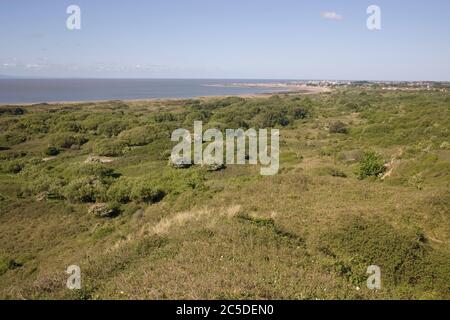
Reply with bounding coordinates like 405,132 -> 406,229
0,89 -> 449,299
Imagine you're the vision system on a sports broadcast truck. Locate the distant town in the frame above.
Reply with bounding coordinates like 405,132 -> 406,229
305,80 -> 450,91
217,80 -> 450,93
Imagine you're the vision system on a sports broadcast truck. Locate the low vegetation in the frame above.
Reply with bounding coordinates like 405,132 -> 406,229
0,89 -> 449,299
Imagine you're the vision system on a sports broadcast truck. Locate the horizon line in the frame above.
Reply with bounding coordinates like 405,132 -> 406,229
1,76 -> 449,83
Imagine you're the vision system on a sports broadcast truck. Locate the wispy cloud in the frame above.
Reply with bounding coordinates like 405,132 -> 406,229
0,58 -> 189,77
25,64 -> 46,69
321,11 -> 343,21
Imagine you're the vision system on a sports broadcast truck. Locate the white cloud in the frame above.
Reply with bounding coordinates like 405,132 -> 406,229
321,11 -> 343,21
25,64 -> 46,69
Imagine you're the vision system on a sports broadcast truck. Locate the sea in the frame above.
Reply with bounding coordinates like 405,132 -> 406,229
0,79 -> 296,104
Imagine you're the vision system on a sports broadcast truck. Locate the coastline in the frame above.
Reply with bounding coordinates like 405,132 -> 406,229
0,84 -> 330,106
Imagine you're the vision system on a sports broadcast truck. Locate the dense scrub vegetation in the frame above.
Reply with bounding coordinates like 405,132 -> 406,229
0,89 -> 449,299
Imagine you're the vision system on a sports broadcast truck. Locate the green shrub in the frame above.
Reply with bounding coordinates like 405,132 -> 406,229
94,140 -> 125,157
81,115 -> 107,132
118,125 -> 158,146
357,151 -> 386,179
107,177 -> 166,204
130,179 -> 165,203
253,110 -> 290,127
63,177 -> 108,203
153,112 -> 177,123
49,133 -> 88,149
26,175 -> 66,198
183,110 -> 212,126
45,146 -> 60,156
107,178 -> 133,203
321,218 -> 450,294
55,121 -> 82,133
97,120 -> 128,137
0,132 -> 26,148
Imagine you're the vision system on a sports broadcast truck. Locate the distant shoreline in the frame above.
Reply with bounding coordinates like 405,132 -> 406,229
0,82 -> 329,106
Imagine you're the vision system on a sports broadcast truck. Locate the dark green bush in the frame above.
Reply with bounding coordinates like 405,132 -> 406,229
0,107 -> 26,116
45,146 -> 60,156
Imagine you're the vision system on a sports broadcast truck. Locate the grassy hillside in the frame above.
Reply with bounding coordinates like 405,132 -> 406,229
0,88 -> 449,299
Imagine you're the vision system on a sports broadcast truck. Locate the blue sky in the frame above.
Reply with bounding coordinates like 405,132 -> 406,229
0,0 -> 449,80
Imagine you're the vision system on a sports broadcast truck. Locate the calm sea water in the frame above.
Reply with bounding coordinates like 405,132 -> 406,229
0,79 -> 291,104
